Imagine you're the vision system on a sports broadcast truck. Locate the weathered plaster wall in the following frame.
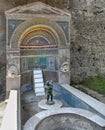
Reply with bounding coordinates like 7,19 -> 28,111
0,0 -> 105,86
70,0 -> 105,83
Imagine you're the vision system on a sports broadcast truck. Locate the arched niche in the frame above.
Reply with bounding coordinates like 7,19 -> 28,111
10,18 -> 67,48
6,2 -> 71,94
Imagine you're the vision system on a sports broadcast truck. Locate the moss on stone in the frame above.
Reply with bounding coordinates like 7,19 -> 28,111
83,76 -> 105,95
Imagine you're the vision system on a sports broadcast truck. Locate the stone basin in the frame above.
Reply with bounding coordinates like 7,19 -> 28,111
24,108 -> 105,130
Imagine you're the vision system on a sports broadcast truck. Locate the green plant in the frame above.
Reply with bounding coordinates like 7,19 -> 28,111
83,76 -> 105,95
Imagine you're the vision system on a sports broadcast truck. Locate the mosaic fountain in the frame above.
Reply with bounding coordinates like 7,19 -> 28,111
1,2 -> 105,130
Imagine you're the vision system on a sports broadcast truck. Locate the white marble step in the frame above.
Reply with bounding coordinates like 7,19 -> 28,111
34,78 -> 43,83
33,70 -> 42,74
36,92 -> 45,96
35,87 -> 45,93
34,83 -> 44,88
33,74 -> 42,78
33,69 -> 45,96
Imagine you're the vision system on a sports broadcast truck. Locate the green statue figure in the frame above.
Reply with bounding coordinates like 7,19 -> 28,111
44,79 -> 54,105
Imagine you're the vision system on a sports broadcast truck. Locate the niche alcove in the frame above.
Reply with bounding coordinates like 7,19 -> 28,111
5,2 -> 70,93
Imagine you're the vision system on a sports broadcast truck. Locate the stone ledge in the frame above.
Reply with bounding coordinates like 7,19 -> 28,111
62,84 -> 105,119
1,90 -> 21,130
24,108 -> 105,130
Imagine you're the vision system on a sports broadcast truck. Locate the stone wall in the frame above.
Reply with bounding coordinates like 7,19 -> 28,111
70,0 -> 105,83
21,71 -> 33,87
1,0 -> 105,85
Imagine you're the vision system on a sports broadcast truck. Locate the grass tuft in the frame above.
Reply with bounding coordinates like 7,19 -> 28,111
83,76 -> 105,95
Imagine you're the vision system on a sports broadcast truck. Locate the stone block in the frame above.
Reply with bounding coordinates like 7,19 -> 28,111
35,83 -> 44,88
34,74 -> 42,79
34,78 -> 43,83
6,75 -> 21,92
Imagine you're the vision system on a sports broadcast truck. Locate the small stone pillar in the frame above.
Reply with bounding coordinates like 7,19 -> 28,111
6,75 -> 21,97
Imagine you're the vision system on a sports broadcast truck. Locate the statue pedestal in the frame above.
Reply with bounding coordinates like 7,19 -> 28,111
46,100 -> 55,105
38,99 -> 62,110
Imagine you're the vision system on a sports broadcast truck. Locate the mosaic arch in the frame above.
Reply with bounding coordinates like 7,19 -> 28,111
10,18 -> 67,48
19,25 -> 58,48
